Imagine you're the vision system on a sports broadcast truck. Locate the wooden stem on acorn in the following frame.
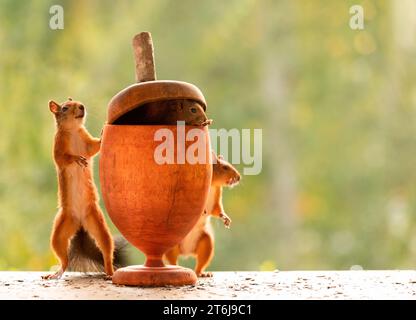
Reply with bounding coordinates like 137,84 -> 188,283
132,32 -> 157,83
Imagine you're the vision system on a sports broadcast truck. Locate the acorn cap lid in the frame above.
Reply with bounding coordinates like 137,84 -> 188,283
107,80 -> 207,124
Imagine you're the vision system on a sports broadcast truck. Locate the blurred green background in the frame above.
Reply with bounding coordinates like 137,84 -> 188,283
1,0 -> 416,271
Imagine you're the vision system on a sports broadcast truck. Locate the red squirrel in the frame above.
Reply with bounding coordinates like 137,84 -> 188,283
113,99 -> 213,126
43,98 -> 127,279
164,153 -> 241,277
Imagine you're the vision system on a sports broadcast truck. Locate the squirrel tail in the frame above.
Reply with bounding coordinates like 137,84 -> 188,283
68,228 -> 129,272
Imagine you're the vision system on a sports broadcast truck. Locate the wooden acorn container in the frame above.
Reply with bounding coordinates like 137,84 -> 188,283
99,32 -> 212,286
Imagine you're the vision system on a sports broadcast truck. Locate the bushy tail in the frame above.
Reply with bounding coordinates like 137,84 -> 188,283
68,228 -> 130,272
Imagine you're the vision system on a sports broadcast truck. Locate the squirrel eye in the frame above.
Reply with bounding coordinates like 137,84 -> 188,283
223,165 -> 229,170
191,108 -> 197,113
62,106 -> 68,112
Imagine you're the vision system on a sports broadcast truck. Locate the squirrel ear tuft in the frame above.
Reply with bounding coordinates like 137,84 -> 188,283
218,154 -> 224,160
49,100 -> 60,114
68,97 -> 73,101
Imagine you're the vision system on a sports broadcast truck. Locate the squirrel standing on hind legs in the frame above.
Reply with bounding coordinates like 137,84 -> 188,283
43,98 -> 127,280
164,152 -> 241,277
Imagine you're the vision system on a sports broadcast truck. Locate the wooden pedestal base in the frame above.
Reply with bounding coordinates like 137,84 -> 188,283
112,265 -> 198,287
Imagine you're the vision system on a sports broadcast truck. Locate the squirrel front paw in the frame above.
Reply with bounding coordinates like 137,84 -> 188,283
220,212 -> 232,229
75,156 -> 88,167
201,119 -> 213,126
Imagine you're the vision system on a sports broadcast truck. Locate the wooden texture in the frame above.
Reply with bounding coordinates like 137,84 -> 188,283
2,271 -> 416,299
107,81 -> 207,124
132,32 -> 156,82
99,125 -> 212,286
99,31 -> 212,286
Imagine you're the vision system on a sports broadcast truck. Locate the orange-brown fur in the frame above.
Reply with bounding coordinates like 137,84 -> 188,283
164,153 -> 240,277
43,98 -> 114,279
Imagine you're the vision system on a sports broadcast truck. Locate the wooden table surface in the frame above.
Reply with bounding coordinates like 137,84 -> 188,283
1,271 -> 416,300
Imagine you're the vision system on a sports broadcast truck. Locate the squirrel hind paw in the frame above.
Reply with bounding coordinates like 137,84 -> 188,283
197,271 -> 213,278
42,269 -> 64,280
